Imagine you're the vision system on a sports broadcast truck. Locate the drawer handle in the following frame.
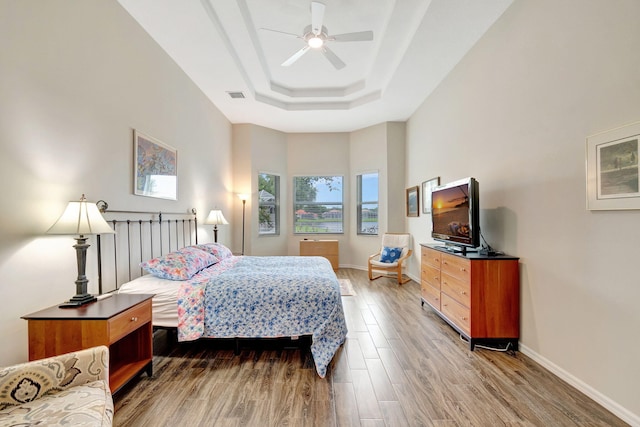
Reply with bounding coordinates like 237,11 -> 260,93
461,316 -> 468,321
131,317 -> 138,322
461,291 -> 467,295
460,267 -> 466,272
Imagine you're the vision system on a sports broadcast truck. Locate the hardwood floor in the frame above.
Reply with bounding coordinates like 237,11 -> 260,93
113,268 -> 627,426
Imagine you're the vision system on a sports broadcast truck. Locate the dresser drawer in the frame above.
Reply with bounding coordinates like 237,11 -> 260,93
441,293 -> 470,335
421,247 -> 441,269
300,240 -> 339,270
109,300 -> 151,343
300,240 -> 338,255
440,253 -> 471,282
421,282 -> 441,310
421,263 -> 441,289
441,272 -> 471,308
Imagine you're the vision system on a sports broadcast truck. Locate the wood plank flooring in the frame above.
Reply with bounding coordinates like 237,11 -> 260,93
113,269 -> 627,426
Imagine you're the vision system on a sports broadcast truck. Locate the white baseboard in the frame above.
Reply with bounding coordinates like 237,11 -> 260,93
519,344 -> 639,426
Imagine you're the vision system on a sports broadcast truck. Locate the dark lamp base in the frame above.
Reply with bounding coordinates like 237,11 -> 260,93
59,293 -> 97,308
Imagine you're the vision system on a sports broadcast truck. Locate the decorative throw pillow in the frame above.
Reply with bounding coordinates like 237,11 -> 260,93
380,246 -> 402,263
192,243 -> 234,260
140,246 -> 218,280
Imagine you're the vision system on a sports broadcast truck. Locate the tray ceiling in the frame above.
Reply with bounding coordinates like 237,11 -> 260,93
117,0 -> 513,132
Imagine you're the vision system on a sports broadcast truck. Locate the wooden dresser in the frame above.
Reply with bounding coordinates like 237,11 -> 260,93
22,293 -> 154,393
300,239 -> 339,270
420,244 -> 519,350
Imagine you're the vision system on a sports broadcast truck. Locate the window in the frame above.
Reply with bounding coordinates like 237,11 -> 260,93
294,176 -> 343,234
258,173 -> 280,235
357,172 -> 379,235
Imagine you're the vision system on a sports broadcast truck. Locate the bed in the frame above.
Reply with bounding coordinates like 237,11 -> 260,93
117,243 -> 347,377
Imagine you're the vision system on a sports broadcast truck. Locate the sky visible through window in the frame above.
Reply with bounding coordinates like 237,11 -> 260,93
312,175 -> 377,201
360,173 -> 378,201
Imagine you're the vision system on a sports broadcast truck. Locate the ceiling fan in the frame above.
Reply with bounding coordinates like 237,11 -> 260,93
261,1 -> 373,70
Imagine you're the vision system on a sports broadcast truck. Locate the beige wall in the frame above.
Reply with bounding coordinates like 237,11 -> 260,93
232,124 -> 289,256
0,0 -> 233,365
347,122 -> 407,268
406,0 -> 640,423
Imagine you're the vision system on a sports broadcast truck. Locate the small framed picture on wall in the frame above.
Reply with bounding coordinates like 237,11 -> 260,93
421,177 -> 440,214
406,186 -> 419,217
586,120 -> 640,210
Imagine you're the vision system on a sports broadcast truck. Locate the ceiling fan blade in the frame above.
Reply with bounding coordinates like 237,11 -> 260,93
331,30 -> 374,42
260,28 -> 301,39
311,1 -> 325,35
321,46 -> 345,70
282,45 -> 311,67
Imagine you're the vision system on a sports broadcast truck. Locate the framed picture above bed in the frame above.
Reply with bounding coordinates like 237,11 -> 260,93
134,130 -> 177,200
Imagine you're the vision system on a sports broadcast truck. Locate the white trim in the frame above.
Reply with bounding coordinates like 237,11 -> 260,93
519,344 -> 639,426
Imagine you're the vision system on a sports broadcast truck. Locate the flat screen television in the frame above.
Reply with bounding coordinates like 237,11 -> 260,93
431,177 -> 480,253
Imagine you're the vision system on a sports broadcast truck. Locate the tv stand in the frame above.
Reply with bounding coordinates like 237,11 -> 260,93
443,245 -> 477,255
420,244 -> 519,351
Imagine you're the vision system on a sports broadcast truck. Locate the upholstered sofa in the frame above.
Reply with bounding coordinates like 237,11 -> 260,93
0,345 -> 113,426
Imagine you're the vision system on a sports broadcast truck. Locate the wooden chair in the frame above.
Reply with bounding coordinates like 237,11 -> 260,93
368,233 -> 412,284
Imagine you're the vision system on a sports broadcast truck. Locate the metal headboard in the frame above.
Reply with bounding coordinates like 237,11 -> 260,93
95,201 -> 198,294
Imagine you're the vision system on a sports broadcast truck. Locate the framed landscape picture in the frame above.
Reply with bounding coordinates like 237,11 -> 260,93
421,177 -> 440,214
406,186 -> 419,217
586,121 -> 640,210
134,130 -> 178,200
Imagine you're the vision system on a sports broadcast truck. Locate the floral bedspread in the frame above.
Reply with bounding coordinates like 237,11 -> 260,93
176,256 -> 348,377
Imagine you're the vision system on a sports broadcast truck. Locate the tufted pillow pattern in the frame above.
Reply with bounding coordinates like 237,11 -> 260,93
192,243 -> 234,260
140,246 -> 218,280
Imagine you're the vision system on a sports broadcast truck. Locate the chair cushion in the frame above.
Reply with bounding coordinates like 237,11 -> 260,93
0,380 -> 113,427
380,246 -> 402,263
370,259 -> 399,268
381,233 -> 410,248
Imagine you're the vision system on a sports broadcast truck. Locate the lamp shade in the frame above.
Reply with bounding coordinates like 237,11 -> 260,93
204,209 -> 229,225
47,196 -> 114,235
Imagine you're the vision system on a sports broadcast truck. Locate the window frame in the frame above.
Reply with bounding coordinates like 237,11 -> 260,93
258,172 -> 280,236
293,175 -> 344,235
357,171 -> 379,235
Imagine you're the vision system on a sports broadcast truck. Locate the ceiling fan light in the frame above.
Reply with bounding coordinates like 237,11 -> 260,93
308,36 -> 323,49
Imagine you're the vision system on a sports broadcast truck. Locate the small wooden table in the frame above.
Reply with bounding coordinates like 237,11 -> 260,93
300,239 -> 339,271
22,293 -> 154,393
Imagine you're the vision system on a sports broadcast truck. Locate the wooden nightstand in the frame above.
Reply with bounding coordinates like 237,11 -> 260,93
22,293 -> 154,393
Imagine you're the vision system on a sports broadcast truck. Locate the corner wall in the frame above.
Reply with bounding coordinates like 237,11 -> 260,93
0,0 -> 232,365
232,124 -> 289,256
348,122 -> 407,268
406,0 -> 640,423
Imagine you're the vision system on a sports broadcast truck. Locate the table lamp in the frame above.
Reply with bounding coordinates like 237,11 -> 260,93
204,209 -> 228,243
47,194 -> 115,308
